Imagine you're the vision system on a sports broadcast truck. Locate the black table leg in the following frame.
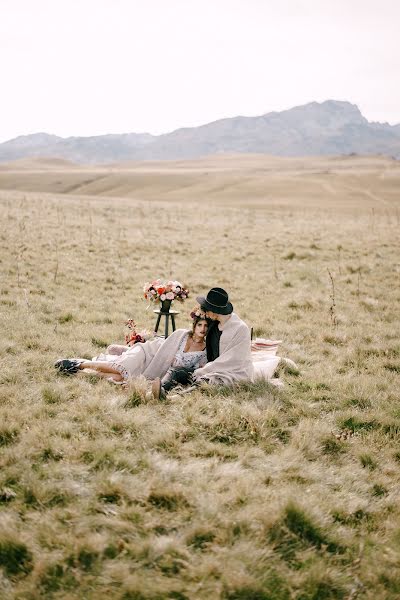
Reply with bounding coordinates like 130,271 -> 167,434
165,315 -> 169,338
155,313 -> 162,333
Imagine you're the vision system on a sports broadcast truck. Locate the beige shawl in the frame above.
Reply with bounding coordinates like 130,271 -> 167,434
193,313 -> 254,386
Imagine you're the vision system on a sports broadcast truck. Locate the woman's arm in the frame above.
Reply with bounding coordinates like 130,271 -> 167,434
107,344 -> 130,355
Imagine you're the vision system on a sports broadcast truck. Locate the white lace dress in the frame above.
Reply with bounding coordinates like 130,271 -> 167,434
161,333 -> 207,382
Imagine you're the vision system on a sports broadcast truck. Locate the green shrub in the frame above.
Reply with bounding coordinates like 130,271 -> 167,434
297,577 -> 346,600
187,529 -> 216,550
40,563 -> 78,593
269,503 -> 343,565
340,417 -> 379,433
58,312 -> 73,324
67,548 -> 99,571
0,428 -> 19,447
0,540 -> 33,576
321,437 -> 347,456
147,490 -> 189,511
283,504 -> 332,550
360,454 -> 377,470
332,508 -> 376,530
371,483 -> 388,497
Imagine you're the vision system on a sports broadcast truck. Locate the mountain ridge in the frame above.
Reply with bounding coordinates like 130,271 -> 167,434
1,100 -> 399,164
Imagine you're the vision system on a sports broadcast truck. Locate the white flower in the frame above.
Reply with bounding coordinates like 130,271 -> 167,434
160,293 -> 166,301
166,292 -> 174,300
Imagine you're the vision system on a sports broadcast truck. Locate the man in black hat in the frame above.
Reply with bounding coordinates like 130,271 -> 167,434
192,287 -> 253,386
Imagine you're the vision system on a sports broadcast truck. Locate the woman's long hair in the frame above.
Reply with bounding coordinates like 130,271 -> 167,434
189,316 -> 210,338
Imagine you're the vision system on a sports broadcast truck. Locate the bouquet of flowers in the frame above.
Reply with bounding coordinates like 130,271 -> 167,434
124,319 -> 153,346
143,279 -> 189,304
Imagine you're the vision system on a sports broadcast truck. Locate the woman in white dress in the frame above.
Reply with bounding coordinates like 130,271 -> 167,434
55,313 -> 209,388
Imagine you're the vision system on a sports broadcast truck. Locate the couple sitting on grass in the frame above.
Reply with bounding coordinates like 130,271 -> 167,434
55,286 -> 287,398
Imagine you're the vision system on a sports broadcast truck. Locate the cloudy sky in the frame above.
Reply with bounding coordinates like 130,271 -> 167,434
1,0 -> 399,142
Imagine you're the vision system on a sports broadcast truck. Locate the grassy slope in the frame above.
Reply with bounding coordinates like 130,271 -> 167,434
0,155 -> 399,599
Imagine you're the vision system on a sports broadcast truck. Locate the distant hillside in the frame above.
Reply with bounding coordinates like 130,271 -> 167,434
1,100 -> 400,164
0,132 -> 155,164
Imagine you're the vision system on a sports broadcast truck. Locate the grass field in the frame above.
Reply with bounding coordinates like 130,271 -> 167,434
0,154 -> 399,599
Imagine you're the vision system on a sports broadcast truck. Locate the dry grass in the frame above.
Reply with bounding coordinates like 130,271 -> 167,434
0,154 -> 399,599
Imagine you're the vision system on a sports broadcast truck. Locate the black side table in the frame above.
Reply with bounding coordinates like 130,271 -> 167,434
153,308 -> 179,338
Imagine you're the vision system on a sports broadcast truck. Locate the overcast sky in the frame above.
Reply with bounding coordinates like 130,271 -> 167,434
1,0 -> 399,142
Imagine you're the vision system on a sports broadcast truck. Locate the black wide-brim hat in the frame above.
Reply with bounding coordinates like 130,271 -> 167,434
196,287 -> 233,315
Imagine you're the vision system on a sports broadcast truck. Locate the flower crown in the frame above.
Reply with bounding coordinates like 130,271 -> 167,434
190,305 -> 206,320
